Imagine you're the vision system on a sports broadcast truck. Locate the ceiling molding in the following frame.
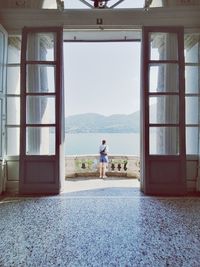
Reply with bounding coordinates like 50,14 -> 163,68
0,7 -> 200,33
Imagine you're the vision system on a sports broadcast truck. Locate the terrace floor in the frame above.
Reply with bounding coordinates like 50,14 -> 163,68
1,178 -> 200,266
63,177 -> 141,196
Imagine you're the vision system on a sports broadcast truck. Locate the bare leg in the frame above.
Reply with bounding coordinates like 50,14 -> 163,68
99,162 -> 103,177
102,163 -> 107,178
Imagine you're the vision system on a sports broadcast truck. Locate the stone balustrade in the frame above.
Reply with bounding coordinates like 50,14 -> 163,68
65,155 -> 140,178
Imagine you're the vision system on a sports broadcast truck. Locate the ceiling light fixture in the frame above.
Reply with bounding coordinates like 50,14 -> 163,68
57,0 -> 64,11
144,0 -> 153,11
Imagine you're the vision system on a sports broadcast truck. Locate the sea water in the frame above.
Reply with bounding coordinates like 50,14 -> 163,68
65,133 -> 140,156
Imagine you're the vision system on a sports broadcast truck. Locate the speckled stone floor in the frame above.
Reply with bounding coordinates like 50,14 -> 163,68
1,179 -> 200,267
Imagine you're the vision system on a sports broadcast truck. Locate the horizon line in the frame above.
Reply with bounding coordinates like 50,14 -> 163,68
65,111 -> 140,117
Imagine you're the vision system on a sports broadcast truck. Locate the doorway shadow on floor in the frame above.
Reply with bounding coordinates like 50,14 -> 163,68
62,177 -> 143,197
62,187 -> 143,197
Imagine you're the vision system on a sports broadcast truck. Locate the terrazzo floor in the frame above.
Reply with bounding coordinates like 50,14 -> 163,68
0,178 -> 200,267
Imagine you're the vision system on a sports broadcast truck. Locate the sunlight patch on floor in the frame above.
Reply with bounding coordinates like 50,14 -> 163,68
63,177 -> 140,193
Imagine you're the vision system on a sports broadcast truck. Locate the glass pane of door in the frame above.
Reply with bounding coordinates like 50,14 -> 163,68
27,32 -> 55,61
24,32 -> 57,156
26,96 -> 55,124
149,127 -> 179,155
185,66 -> 199,94
26,126 -> 55,155
150,32 -> 178,60
26,64 -> 55,93
0,31 -> 4,93
149,64 -> 179,92
149,96 -> 179,124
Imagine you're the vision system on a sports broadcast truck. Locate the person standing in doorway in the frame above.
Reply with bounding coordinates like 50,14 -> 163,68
99,139 -> 109,178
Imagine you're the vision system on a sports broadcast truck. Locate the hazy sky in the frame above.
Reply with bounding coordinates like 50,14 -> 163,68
62,1 -> 148,117
64,42 -> 141,116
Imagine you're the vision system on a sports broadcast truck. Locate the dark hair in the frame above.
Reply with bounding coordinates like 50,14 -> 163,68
102,140 -> 106,145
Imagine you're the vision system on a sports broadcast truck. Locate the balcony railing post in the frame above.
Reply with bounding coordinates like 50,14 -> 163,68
65,155 -> 140,178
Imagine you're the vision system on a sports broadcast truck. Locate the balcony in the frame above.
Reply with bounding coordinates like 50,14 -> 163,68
65,155 -> 140,178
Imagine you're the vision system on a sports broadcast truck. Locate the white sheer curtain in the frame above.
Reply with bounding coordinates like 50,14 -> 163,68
26,33 -> 49,155
152,33 -> 179,155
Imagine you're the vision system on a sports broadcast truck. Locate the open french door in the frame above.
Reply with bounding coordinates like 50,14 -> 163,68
141,26 -> 186,195
19,27 -> 65,194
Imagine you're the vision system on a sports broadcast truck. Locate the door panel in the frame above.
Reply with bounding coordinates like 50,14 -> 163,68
19,27 -> 64,194
141,27 -> 186,195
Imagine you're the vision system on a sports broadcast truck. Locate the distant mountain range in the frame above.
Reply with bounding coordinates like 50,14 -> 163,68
65,111 -> 140,133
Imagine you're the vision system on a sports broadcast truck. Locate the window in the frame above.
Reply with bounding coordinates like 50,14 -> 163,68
148,32 -> 180,155
25,32 -> 56,155
184,33 -> 200,155
6,36 -> 21,156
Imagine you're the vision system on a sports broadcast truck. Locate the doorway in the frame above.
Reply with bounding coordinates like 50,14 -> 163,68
63,31 -> 141,194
